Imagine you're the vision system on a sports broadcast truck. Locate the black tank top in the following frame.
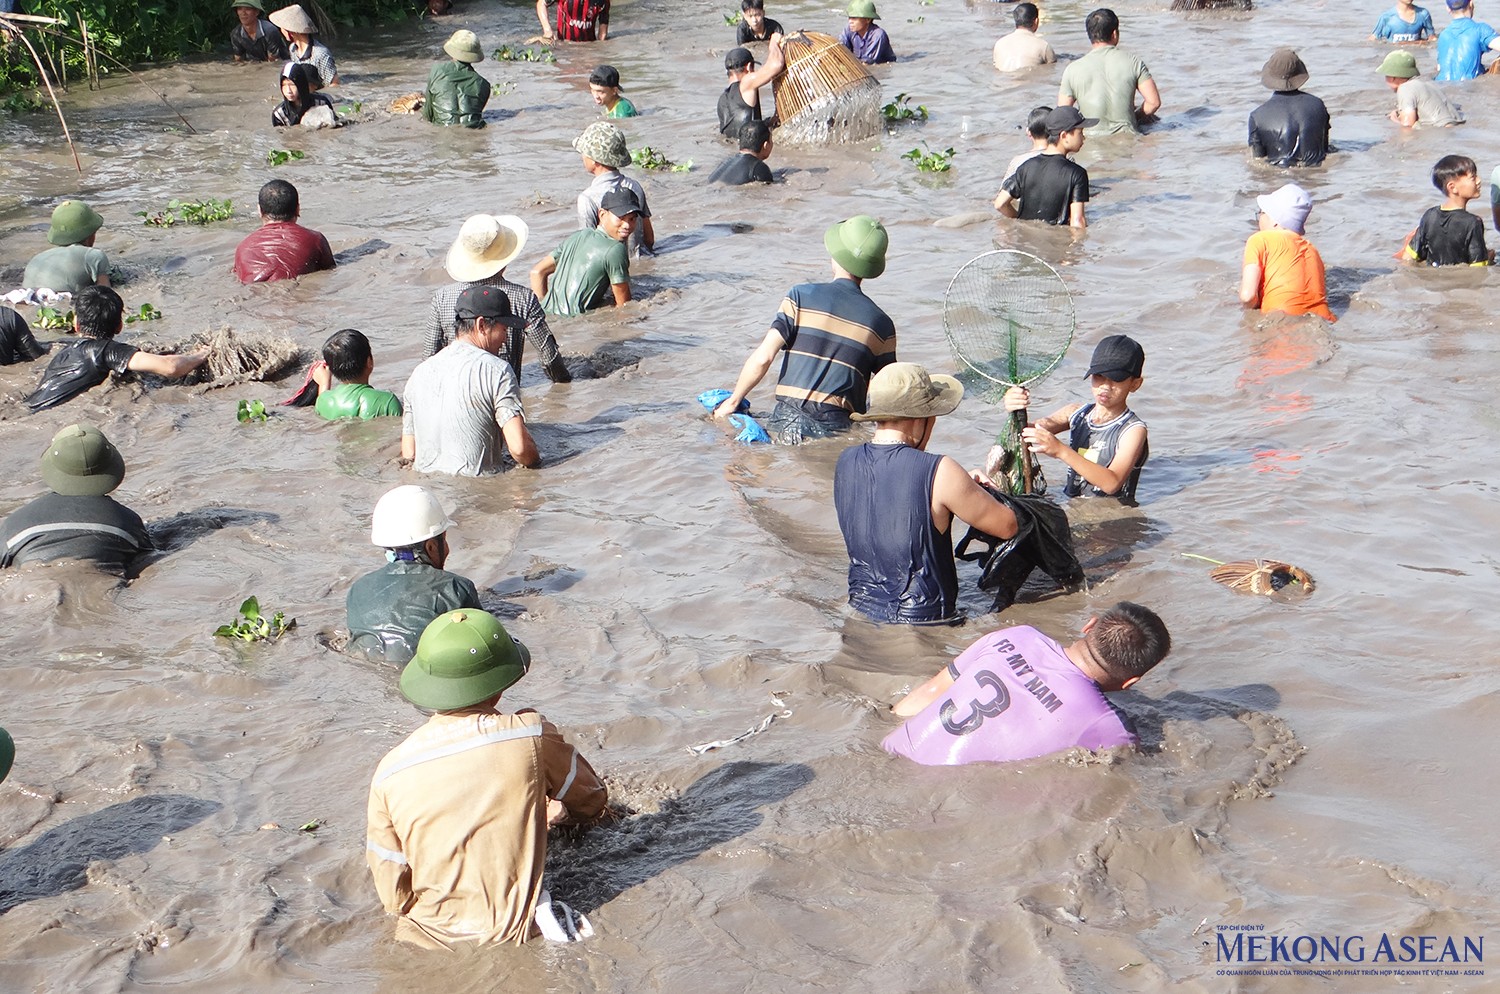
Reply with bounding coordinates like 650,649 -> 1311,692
834,443 -> 959,624
717,81 -> 761,138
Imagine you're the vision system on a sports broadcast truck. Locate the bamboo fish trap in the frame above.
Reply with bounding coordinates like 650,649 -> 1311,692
1185,554 -> 1314,597
771,31 -> 883,144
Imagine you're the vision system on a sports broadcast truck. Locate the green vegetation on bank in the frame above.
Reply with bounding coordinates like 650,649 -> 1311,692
1,0 -> 413,94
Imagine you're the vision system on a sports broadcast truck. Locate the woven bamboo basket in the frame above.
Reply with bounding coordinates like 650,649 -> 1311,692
1208,559 -> 1314,596
771,31 -> 882,144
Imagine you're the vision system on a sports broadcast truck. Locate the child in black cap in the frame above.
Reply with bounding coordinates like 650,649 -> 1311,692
588,64 -> 636,118
1003,334 -> 1150,502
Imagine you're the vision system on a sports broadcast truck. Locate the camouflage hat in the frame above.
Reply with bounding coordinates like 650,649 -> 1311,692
47,200 -> 104,246
572,121 -> 631,168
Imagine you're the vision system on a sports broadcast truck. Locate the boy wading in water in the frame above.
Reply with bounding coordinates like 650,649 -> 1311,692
1003,335 -> 1150,502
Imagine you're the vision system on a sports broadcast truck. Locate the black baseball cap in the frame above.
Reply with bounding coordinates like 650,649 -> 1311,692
1085,335 -> 1145,381
600,187 -> 643,217
1044,105 -> 1098,138
589,64 -> 623,89
725,47 -> 754,70
455,285 -> 524,327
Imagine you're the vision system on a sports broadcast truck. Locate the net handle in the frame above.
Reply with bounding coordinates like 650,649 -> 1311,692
1010,407 -> 1034,495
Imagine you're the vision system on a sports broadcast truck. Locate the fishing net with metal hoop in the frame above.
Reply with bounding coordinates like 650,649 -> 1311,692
943,250 -> 1075,494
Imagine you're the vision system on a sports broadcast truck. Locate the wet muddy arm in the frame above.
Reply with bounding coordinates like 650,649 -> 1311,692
893,666 -> 957,717
1239,261 -> 1263,307
535,0 -> 555,39
530,255 -> 557,303
714,330 -> 782,417
366,790 -> 415,914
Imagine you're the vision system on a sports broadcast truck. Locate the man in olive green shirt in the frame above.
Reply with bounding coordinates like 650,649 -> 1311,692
1057,8 -> 1161,135
22,201 -> 111,294
530,187 -> 638,316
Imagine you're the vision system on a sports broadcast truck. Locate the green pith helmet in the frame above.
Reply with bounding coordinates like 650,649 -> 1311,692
847,0 -> 880,18
41,423 -> 126,497
399,610 -> 532,711
1377,50 -> 1419,79
47,200 -> 104,246
231,0 -> 266,12
824,215 -> 888,279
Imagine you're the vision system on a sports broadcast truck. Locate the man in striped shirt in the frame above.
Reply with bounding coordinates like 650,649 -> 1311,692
713,216 -> 897,443
366,609 -> 608,948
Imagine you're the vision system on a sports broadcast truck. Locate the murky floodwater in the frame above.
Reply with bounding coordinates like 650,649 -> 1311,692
1,0 -> 1498,990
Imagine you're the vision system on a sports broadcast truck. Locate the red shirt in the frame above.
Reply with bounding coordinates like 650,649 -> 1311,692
233,221 -> 336,284
552,0 -> 609,41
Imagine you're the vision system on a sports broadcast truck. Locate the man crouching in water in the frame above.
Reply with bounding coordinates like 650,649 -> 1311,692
834,363 -> 1019,624
366,609 -> 608,947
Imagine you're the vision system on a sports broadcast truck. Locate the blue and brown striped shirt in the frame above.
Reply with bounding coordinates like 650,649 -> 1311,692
770,278 -> 897,418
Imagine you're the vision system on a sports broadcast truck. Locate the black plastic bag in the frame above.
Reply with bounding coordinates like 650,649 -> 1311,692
955,488 -> 1084,613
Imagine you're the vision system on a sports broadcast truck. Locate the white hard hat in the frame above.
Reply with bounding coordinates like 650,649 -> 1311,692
370,485 -> 455,548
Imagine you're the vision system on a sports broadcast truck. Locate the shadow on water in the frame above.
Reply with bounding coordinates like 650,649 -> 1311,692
0,794 -> 221,916
545,760 -> 815,914
145,506 -> 281,558
651,222 -> 754,255
1325,265 -> 1389,312
1126,683 -> 1284,750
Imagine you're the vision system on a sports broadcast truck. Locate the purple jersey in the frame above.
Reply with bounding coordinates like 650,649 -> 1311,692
882,626 -> 1137,765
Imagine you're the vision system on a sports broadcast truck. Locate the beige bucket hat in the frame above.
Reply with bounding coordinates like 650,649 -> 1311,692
852,363 -> 963,421
269,4 -> 317,35
445,214 -> 529,282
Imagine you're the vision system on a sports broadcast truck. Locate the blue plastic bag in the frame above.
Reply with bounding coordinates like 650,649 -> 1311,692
697,389 -> 750,415
728,414 -> 771,444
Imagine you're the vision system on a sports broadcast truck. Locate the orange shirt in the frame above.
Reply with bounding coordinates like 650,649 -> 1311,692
1244,229 -> 1336,322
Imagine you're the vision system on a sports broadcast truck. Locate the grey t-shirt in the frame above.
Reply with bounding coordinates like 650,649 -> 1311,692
576,170 -> 651,258
1397,77 -> 1464,127
1058,45 -> 1152,135
22,244 -> 109,294
402,339 -> 525,476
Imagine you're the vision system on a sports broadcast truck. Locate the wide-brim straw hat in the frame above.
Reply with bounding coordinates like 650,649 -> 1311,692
47,200 -> 103,246
1261,48 -> 1309,90
445,214 -> 528,282
269,4 -> 318,35
572,121 -> 631,168
852,362 -> 963,421
443,29 -> 484,63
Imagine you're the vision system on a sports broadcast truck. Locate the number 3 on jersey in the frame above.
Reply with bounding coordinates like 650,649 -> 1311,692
938,670 -> 1010,735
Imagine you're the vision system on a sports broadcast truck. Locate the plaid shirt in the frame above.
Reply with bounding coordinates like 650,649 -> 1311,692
427,275 -> 568,381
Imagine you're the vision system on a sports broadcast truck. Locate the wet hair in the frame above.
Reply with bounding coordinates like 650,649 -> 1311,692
1086,8 -> 1119,43
741,0 -> 765,10
1432,154 -> 1477,193
258,179 -> 299,221
739,120 -> 771,151
1014,3 -> 1039,28
1026,105 -> 1052,139
75,285 -> 124,340
322,328 -> 373,381
1086,602 -> 1171,683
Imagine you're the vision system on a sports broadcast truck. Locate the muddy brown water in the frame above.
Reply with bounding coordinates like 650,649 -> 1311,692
1,0 -> 1498,991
